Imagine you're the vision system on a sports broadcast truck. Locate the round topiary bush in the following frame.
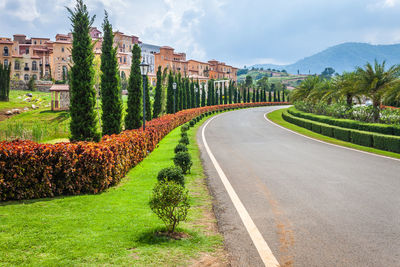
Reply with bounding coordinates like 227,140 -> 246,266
157,166 -> 185,186
181,131 -> 188,138
189,120 -> 195,127
174,143 -> 188,154
173,151 -> 193,174
181,124 -> 189,132
179,136 -> 189,145
149,181 -> 190,233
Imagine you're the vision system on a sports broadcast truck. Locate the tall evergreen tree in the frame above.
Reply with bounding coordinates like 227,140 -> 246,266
166,71 -> 174,113
125,43 -> 142,129
269,89 -> 272,102
185,78 -> 191,109
219,84 -> 223,104
196,80 -> 200,107
67,0 -> 100,142
100,11 -> 122,136
201,82 -> 206,107
252,88 -> 256,102
153,66 -> 162,118
277,90 -> 281,102
223,83 -> 227,104
247,88 -> 250,103
190,79 -> 195,108
243,88 -> 247,103
0,63 -> 11,101
229,81 -> 233,104
282,90 -> 286,102
207,80 -> 212,106
145,76 -> 151,120
182,76 -> 187,109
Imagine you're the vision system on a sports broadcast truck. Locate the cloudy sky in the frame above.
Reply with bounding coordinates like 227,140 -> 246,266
1,0 -> 400,68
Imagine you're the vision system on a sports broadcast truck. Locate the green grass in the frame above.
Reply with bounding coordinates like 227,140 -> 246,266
0,116 -> 224,266
268,108 -> 400,160
0,90 -> 51,110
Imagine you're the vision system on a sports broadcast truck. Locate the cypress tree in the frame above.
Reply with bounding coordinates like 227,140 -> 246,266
219,84 -> 223,104
229,81 -> 233,104
190,79 -> 195,108
282,90 -> 286,102
196,80 -> 200,107
67,0 -> 100,142
145,76 -> 151,120
182,76 -> 187,109
201,83 -> 206,107
243,88 -> 247,103
206,80 -> 212,106
0,63 -> 11,101
125,43 -> 142,130
153,66 -> 162,118
277,90 -> 281,102
186,78 -> 191,109
247,88 -> 250,103
252,88 -> 255,103
100,11 -> 122,136
269,89 -> 272,102
166,71 -> 174,113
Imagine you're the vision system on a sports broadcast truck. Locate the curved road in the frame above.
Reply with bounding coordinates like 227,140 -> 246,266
197,106 -> 400,267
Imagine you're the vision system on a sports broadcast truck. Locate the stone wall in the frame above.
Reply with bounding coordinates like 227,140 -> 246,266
59,91 -> 70,110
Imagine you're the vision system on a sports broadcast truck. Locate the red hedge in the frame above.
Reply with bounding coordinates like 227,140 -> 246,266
0,103 -> 288,201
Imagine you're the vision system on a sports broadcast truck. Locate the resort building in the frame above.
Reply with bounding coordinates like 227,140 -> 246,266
154,46 -> 188,76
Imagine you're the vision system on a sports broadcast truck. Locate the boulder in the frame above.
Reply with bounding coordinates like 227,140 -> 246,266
31,104 -> 37,109
11,109 -> 21,114
26,93 -> 33,97
5,110 -> 13,115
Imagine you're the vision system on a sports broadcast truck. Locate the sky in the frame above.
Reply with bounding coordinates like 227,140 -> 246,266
1,0 -> 400,68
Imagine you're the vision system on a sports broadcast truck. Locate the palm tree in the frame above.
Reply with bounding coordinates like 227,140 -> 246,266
334,72 -> 360,107
291,75 -> 321,102
355,60 -> 400,122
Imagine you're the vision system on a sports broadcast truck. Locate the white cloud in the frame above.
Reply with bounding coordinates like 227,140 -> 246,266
4,0 -> 40,22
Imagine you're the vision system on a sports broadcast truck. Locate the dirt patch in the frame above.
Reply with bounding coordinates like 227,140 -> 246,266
190,250 -> 229,267
155,231 -> 191,240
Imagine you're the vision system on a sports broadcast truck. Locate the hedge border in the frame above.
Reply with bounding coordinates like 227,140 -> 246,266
282,111 -> 400,154
288,107 -> 400,136
0,102 -> 289,201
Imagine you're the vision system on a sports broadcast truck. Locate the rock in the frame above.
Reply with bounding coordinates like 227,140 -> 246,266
26,93 -> 33,97
11,109 -> 21,114
23,107 -> 29,111
31,104 -> 37,109
6,110 -> 13,115
24,97 -> 32,102
17,96 -> 22,99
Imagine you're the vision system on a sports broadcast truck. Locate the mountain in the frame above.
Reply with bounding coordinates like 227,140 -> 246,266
252,42 -> 400,74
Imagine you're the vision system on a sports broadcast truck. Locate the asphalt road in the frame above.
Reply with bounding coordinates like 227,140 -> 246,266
197,106 -> 400,267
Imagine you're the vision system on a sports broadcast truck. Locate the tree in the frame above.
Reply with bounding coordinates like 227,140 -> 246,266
268,89 -> 272,102
196,80 -> 200,107
67,0 -> 100,142
182,76 -> 187,110
219,84 -> 223,104
201,82 -> 206,107
166,71 -> 174,113
145,76 -> 151,121
247,88 -> 250,103
245,75 -> 253,88
207,80 -> 212,106
321,67 -> 335,79
229,81 -> 233,104
125,43 -> 142,129
190,79 -> 195,108
355,60 -> 400,122
290,76 -> 321,102
0,63 -> 11,101
243,87 -> 247,103
224,83 -> 228,104
100,11 -> 122,136
153,66 -> 162,118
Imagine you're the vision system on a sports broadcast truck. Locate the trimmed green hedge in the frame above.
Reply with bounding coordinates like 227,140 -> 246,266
288,107 -> 400,136
282,111 -> 400,154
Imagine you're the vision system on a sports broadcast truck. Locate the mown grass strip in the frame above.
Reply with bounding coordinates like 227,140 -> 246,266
0,115 -> 224,266
267,108 -> 400,160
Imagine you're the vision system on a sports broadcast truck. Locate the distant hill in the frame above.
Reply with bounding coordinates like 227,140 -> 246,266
252,42 -> 400,74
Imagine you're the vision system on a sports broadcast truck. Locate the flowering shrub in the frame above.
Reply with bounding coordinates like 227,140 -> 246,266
351,106 -> 375,123
380,108 -> 400,125
0,102 -> 289,201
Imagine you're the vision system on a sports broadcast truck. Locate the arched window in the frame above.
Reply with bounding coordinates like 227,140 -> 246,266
24,74 -> 29,81
3,46 -> 9,56
14,60 -> 20,70
32,61 -> 37,70
32,74 -> 37,80
4,59 -> 8,67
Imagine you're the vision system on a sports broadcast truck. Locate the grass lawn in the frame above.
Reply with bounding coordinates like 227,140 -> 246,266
0,90 -> 51,111
0,116 -> 225,266
267,108 -> 400,160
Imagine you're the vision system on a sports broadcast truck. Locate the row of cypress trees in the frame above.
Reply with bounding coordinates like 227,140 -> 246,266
68,0 -> 160,142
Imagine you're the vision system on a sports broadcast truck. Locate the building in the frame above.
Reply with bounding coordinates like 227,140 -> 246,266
154,46 -> 188,76
208,60 -> 238,82
114,31 -> 140,79
140,43 -> 160,86
187,59 -> 210,84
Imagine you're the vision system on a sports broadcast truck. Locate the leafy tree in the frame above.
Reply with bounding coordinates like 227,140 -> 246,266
67,0 -> 100,142
100,11 -> 122,136
125,44 -> 142,129
321,67 -> 335,79
355,60 -> 400,122
290,76 -> 321,102
153,66 -> 162,118
0,63 -> 11,101
245,75 -> 253,88
166,71 -> 174,113
224,83 -> 228,104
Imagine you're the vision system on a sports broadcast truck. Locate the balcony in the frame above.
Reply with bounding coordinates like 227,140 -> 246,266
24,67 -> 30,71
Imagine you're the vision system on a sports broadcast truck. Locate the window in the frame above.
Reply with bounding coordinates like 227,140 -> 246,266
25,48 -> 29,54
3,46 -> 9,56
24,74 -> 29,81
62,47 -> 65,52
124,57 -> 126,63
32,61 -> 37,70
34,41 -> 37,45
14,61 -> 20,70
4,59 -> 8,67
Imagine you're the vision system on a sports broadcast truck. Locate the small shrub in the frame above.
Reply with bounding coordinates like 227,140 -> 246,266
189,120 -> 195,127
173,151 -> 193,174
181,124 -> 189,132
181,131 -> 188,138
157,167 -> 185,186
149,181 -> 190,233
179,136 -> 189,145
174,143 -> 188,154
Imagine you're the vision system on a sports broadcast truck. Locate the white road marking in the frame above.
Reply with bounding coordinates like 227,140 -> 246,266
264,110 -> 400,162
202,115 -> 281,267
